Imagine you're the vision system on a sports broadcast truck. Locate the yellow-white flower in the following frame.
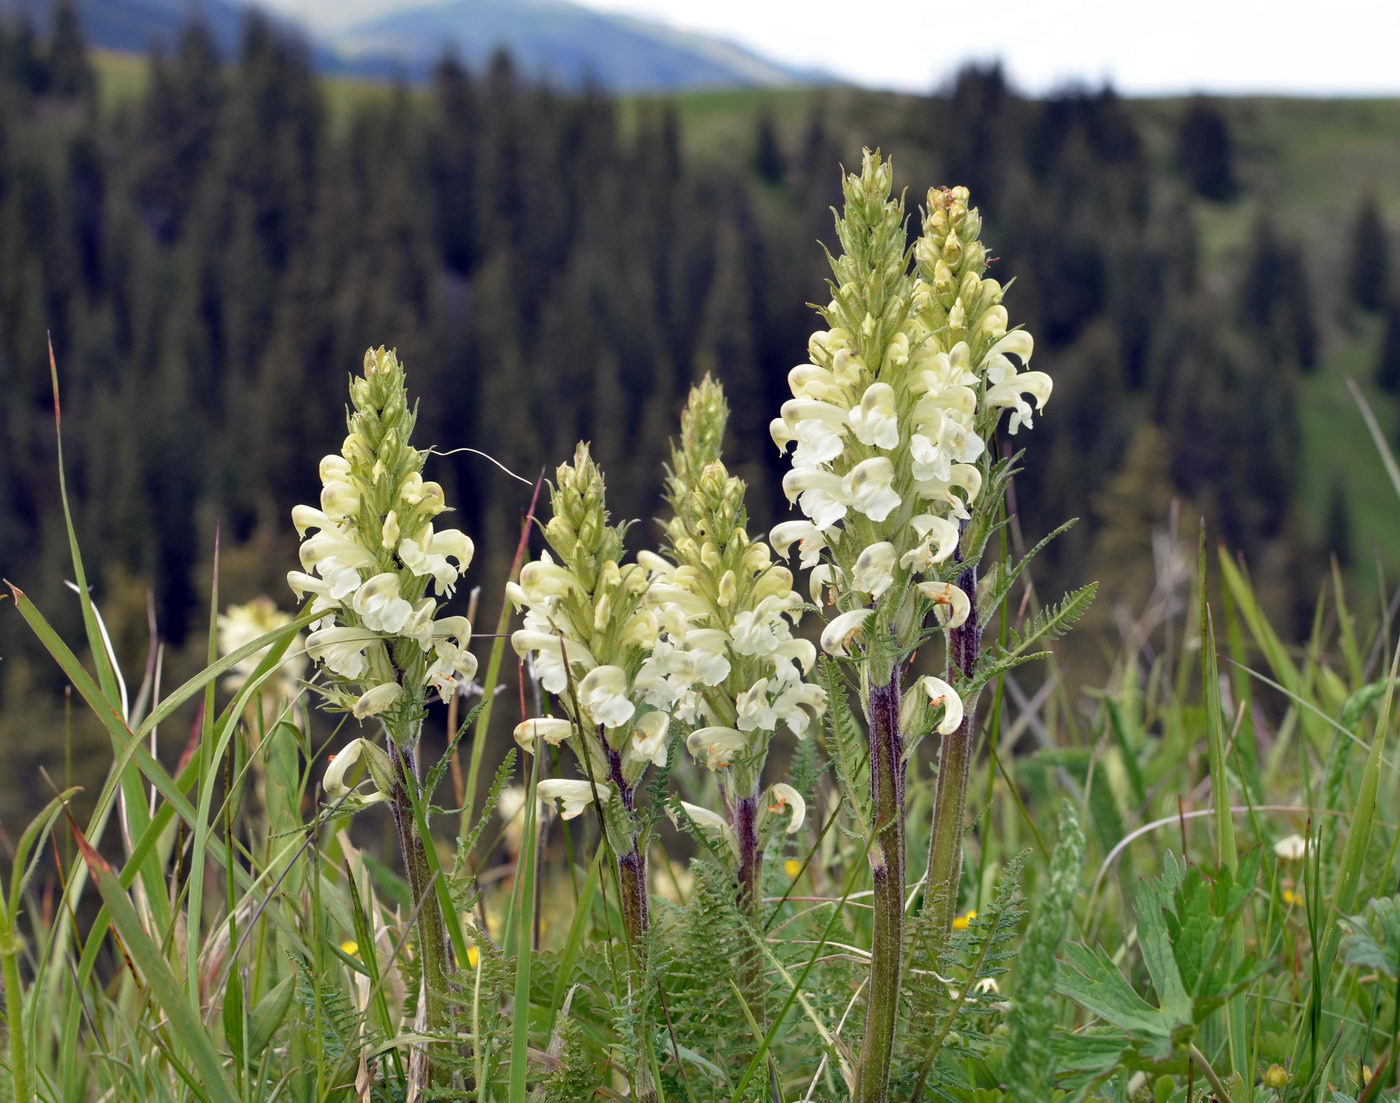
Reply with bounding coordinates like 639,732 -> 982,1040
671,800 -> 738,855
217,597 -> 307,696
918,675 -> 964,735
769,520 -> 828,570
513,717 -> 575,753
1274,833 -> 1310,862
351,573 -> 414,634
519,556 -> 582,604
538,778 -> 611,820
770,399 -> 849,466
900,515 -> 961,571
853,542 -> 897,599
764,783 -> 806,833
844,457 -> 901,521
917,580 -> 971,630
848,382 -> 899,449
298,529 -> 376,601
510,628 -> 597,694
686,725 -> 748,769
324,738 -> 390,803
986,369 -> 1052,434
821,608 -> 873,658
398,525 -> 474,595
424,616 -> 477,700
626,711 -> 671,770
307,625 -> 378,680
352,681 -> 404,719
578,665 -> 636,729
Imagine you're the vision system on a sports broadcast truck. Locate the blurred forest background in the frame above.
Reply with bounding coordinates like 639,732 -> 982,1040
2,3 -> 1399,824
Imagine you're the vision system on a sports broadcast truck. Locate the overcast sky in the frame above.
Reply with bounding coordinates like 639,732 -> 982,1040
260,0 -> 1400,96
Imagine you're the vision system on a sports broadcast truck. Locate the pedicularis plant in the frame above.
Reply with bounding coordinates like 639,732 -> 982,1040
769,150 -> 1082,1100
291,346 -> 477,1077
303,153 -> 1084,1100
7,152 -> 1117,1103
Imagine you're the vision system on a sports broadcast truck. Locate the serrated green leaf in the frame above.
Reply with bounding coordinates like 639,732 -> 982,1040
1057,942 -> 1172,1040
1004,583 -> 1098,659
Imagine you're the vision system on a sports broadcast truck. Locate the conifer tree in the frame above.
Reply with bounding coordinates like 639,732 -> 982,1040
1377,303 -> 1400,393
1175,96 -> 1237,200
1348,191 -> 1390,312
752,108 -> 784,184
46,0 -> 92,102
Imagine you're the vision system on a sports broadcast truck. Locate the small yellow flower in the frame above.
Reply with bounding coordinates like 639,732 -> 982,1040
784,859 -> 803,880
467,946 -> 480,968
1262,1064 -> 1291,1089
952,910 -> 977,931
1281,889 -> 1301,907
340,940 -> 358,956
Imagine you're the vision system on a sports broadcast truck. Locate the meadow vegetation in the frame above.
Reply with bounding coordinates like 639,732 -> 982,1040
3,9 -> 1400,1103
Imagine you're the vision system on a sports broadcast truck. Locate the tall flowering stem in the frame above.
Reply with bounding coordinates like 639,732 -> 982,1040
654,378 -> 821,922
769,153 -> 1049,1103
509,444 -> 691,1097
290,348 -> 478,1082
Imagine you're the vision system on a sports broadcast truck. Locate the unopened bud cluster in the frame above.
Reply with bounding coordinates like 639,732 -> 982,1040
289,348 -> 476,774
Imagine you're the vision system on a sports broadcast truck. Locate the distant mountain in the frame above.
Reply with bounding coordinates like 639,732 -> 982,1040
2,0 -> 824,92
1,0 -> 252,55
330,0 -> 823,91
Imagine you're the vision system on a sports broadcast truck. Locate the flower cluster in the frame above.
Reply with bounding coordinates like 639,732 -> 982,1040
288,347 -> 477,729
217,596 -> 307,699
648,378 -> 824,824
769,150 -> 1050,719
509,444 -> 689,820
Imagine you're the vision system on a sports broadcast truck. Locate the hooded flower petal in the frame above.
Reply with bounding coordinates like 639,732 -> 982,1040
578,665 -> 636,729
351,573 -> 414,634
843,458 -> 901,522
916,580 -> 971,629
538,778 -> 611,820
671,800 -> 739,855
847,382 -> 899,449
352,681 -> 403,719
764,783 -> 806,833
324,738 -> 391,804
306,625 -> 378,680
820,608 -> 873,658
685,725 -> 748,769
513,717 -> 574,753
626,711 -> 671,769
853,542 -> 897,599
919,675 -> 964,735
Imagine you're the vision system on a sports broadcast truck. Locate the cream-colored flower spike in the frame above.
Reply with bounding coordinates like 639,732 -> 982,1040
654,377 -> 821,914
656,377 -> 826,797
768,150 -> 1047,737
510,442 -> 692,806
288,348 -> 478,752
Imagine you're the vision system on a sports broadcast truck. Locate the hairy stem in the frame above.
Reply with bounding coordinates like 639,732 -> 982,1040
599,740 -> 658,1102
855,673 -> 905,1103
386,735 -> 455,1085
2,929 -> 28,1103
735,791 -> 761,919
734,790 -> 766,1051
925,560 -> 980,938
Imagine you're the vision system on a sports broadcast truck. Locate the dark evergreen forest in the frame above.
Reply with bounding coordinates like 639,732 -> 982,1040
0,8 -> 1388,821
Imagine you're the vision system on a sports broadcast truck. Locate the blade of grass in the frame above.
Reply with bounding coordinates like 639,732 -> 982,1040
67,817 -> 240,1103
508,746 -> 541,1103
